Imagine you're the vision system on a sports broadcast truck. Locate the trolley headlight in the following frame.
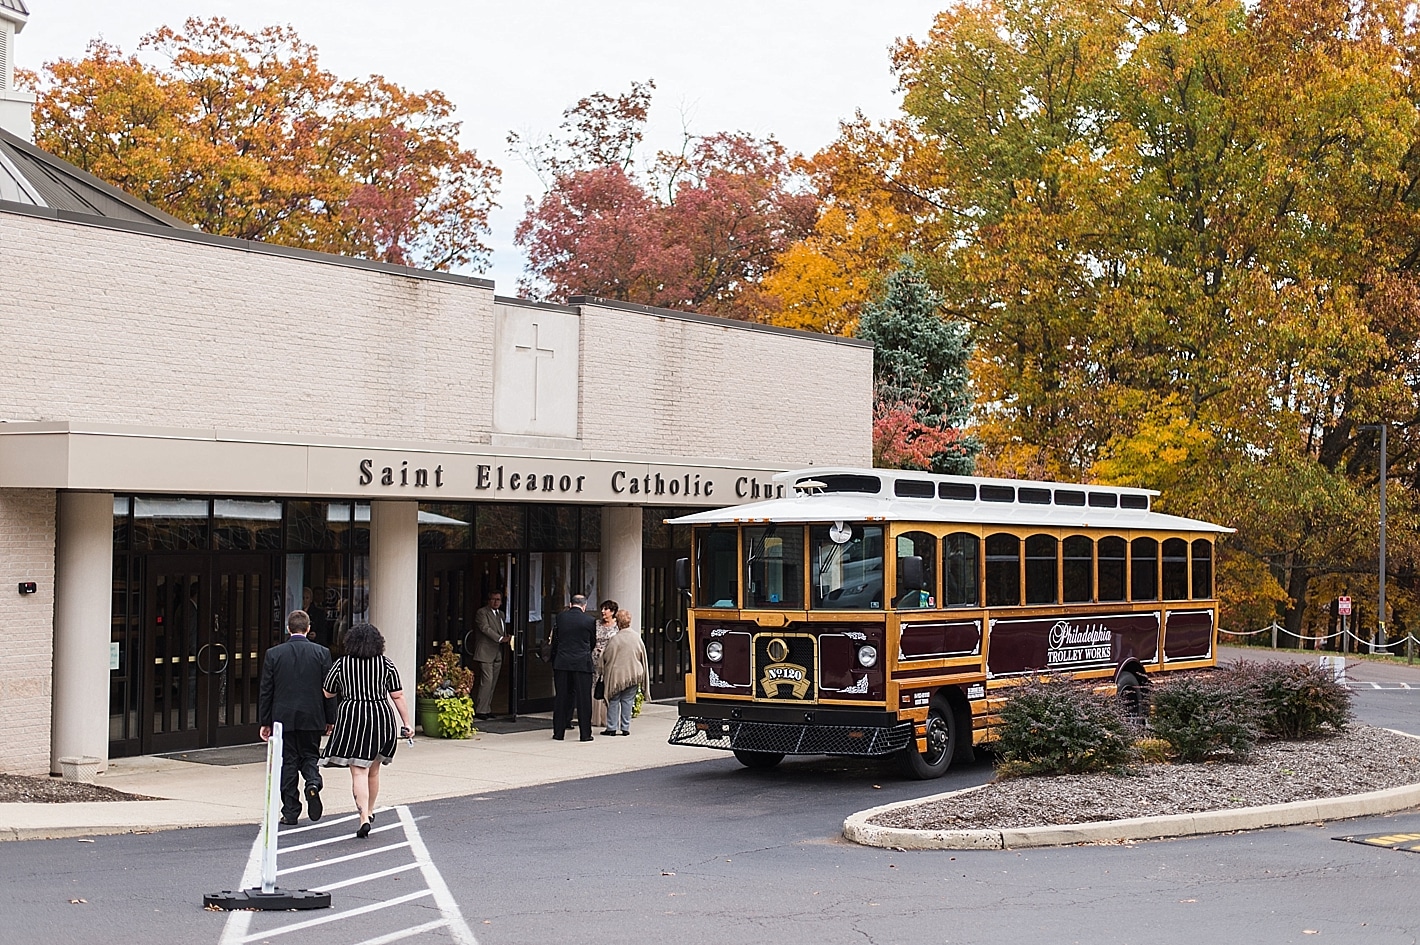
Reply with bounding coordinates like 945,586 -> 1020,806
857,645 -> 878,668
706,641 -> 724,662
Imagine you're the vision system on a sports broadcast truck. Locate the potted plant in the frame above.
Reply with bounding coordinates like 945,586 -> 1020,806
416,642 -> 476,738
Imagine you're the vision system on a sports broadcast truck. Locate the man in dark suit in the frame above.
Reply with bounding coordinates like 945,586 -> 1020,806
259,610 -> 335,824
551,594 -> 597,742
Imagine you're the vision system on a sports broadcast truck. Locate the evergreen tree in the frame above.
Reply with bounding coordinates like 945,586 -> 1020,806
855,257 -> 978,474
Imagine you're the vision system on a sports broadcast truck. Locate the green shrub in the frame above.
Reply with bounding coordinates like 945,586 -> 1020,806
1149,673 -> 1258,762
1220,660 -> 1352,739
994,676 -> 1135,777
1134,737 -> 1171,764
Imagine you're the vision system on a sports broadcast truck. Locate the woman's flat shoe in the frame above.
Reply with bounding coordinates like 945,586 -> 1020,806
601,730 -> 617,736
356,820 -> 371,839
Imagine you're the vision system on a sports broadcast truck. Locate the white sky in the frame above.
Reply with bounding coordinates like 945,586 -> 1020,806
14,1 -> 944,294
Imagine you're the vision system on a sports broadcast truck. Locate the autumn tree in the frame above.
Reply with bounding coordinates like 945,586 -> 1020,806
785,0 -> 1420,637
856,257 -> 978,474
25,18 -> 500,270
512,83 -> 815,319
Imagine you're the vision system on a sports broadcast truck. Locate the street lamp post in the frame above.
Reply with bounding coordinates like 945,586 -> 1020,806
1360,424 -> 1388,654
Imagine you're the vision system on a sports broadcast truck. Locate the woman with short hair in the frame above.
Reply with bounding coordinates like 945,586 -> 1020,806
322,623 -> 413,838
598,609 -> 650,736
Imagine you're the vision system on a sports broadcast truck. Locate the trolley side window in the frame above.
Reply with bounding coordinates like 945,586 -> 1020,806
894,531 -> 937,609
985,533 -> 1021,607
1062,535 -> 1093,602
744,525 -> 804,608
1131,537 -> 1159,601
1191,539 -> 1214,599
943,532 -> 980,607
1024,534 -> 1058,604
696,528 -> 739,608
1098,536 -> 1127,601
811,524 -> 884,610
1161,537 -> 1189,600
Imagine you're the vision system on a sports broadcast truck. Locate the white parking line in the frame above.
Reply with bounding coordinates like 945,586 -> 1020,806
234,889 -> 435,942
313,861 -> 422,892
218,804 -> 478,945
278,841 -> 413,875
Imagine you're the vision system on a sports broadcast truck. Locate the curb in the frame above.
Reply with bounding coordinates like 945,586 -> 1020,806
844,729 -> 1420,850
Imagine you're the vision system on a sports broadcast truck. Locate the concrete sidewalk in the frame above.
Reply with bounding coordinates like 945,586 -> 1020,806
0,703 -> 702,841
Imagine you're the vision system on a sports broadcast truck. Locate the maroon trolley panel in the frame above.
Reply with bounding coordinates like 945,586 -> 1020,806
1164,609 -> 1214,660
987,612 -> 1160,677
899,620 -> 982,660
695,622 -> 753,693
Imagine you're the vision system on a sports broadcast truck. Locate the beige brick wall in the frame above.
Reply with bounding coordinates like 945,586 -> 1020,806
0,211 -> 495,443
578,302 -> 873,466
0,488 -> 54,774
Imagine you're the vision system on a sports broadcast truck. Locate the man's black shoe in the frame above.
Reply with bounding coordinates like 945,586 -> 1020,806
580,735 -> 595,742
305,784 -> 323,822
279,815 -> 299,826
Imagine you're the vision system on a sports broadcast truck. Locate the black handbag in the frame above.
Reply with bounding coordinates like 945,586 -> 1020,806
593,679 -> 606,700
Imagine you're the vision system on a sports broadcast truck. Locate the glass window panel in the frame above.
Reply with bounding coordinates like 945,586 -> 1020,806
1054,489 -> 1086,506
213,498 -> 283,551
580,506 -> 602,550
1191,539 -> 1214,599
894,531 -> 937,609
1131,537 -> 1159,601
1024,534 -> 1058,604
419,503 -> 473,551
132,497 -> 210,551
810,524 -> 884,610
1098,536 -> 1127,601
1019,487 -> 1051,505
696,528 -> 739,608
1088,492 -> 1118,508
981,485 -> 1015,503
894,479 -> 935,498
1162,537 -> 1189,600
1121,494 -> 1149,510
351,502 -> 370,554
943,533 -> 980,606
744,525 -> 805,608
113,495 -> 132,551
1062,535 -> 1093,603
985,533 -> 1021,607
940,482 -> 976,500
286,501 -> 351,551
528,505 -> 576,550
476,504 -> 525,549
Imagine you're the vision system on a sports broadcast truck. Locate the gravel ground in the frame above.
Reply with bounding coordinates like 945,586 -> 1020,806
871,724 -> 1420,831
0,775 -> 156,803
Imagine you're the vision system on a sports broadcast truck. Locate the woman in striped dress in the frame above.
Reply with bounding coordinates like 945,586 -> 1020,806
322,623 -> 413,838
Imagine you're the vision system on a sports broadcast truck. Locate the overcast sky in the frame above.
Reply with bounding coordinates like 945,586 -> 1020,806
15,1 -> 944,294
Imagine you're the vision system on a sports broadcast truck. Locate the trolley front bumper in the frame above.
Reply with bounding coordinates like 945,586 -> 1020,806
669,702 -> 914,757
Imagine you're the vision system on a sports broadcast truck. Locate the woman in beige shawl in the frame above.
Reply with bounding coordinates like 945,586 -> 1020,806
596,609 -> 650,735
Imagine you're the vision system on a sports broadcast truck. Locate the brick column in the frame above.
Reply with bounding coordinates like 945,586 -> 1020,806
369,500 -> 419,696
51,491 -> 114,774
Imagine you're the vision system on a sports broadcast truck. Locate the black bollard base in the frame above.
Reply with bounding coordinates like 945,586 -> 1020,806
204,887 -> 331,911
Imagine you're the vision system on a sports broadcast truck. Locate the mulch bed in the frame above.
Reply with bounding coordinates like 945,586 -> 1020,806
0,774 -> 157,803
870,724 -> 1420,831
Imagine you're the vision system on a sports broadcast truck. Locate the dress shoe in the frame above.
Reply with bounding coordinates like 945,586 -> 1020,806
356,820 -> 371,839
619,730 -> 629,735
580,735 -> 595,742
552,733 -> 564,740
305,784 -> 323,822
601,729 -> 617,736
474,713 -> 493,721
279,815 -> 299,826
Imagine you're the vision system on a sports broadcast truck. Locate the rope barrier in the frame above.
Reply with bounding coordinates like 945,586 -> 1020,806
1218,622 -> 1420,650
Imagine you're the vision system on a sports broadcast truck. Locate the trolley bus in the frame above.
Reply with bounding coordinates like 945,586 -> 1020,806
666,467 -> 1231,778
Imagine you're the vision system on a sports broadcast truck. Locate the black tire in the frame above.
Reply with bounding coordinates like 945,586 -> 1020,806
896,696 -> 957,780
733,750 -> 784,770
1116,670 -> 1147,724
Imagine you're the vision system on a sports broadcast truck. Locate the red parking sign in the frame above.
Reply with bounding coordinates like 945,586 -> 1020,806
1338,596 -> 1352,616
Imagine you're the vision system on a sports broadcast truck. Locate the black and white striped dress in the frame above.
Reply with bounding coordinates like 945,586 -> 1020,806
321,655 -> 402,768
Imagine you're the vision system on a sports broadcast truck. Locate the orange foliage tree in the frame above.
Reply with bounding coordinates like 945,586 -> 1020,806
24,18 -> 500,271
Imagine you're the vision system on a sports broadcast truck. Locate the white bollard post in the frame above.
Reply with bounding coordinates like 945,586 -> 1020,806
261,721 -> 284,894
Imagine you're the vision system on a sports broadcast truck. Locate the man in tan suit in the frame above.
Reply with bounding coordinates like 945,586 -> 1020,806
471,591 -> 509,720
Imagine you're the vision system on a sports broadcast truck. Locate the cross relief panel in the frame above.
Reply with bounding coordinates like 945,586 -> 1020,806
491,304 -> 580,439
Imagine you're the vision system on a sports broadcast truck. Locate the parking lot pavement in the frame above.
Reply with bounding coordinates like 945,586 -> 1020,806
217,806 -> 478,945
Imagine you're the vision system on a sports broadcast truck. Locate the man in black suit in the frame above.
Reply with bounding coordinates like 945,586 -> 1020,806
259,610 -> 335,824
551,594 -> 597,742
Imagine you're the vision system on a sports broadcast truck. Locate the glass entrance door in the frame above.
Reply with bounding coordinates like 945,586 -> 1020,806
643,549 -> 691,700
143,554 -> 272,753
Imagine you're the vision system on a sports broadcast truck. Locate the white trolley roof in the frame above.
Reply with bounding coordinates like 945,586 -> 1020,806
668,467 -> 1232,534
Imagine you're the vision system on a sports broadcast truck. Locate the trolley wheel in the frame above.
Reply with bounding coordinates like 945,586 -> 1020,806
733,750 -> 784,770
1116,670 -> 1148,723
897,696 -> 957,780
